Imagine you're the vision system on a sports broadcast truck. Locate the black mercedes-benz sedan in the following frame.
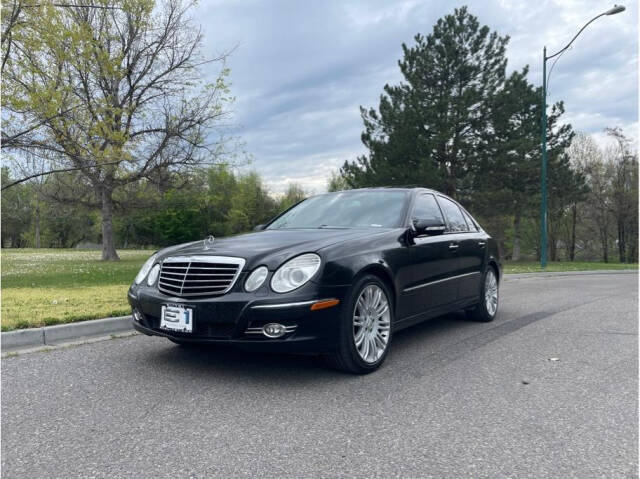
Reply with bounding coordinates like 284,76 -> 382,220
128,187 -> 501,373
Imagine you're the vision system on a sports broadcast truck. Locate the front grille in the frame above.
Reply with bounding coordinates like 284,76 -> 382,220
158,255 -> 246,298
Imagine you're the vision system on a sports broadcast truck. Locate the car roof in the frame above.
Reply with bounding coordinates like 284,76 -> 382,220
331,186 -> 441,196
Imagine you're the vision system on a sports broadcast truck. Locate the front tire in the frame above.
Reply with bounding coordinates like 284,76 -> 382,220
324,274 -> 393,374
466,267 -> 499,322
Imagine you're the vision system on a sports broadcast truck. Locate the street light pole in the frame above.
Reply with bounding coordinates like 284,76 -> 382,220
541,46 -> 548,268
540,4 -> 625,268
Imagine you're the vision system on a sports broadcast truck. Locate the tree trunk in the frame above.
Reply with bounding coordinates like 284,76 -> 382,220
34,190 -> 41,249
444,172 -> 456,199
601,227 -> 608,263
627,240 -> 638,264
569,203 -> 577,261
548,226 -> 557,262
512,211 -> 521,261
101,187 -> 120,261
617,219 -> 626,263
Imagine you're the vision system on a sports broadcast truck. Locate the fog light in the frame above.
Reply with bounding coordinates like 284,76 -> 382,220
132,309 -> 143,322
262,323 -> 286,338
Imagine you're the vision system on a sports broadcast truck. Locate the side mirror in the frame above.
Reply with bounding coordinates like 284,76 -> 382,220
253,224 -> 265,232
412,218 -> 446,236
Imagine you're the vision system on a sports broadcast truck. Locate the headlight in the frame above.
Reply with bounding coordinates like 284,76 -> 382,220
245,266 -> 268,292
271,253 -> 321,293
147,264 -> 160,286
134,253 -> 158,284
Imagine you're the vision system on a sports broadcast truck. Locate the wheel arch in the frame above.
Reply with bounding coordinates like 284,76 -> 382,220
487,259 -> 501,283
352,264 -> 397,312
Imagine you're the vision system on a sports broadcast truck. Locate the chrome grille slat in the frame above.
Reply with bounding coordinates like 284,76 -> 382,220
163,272 -> 235,277
181,286 -> 228,290
186,268 -> 238,271
158,255 -> 245,298
181,279 -> 235,283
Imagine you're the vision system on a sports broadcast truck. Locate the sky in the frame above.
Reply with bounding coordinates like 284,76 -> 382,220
194,0 -> 638,194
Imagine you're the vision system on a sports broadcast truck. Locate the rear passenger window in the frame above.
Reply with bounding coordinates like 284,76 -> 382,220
462,210 -> 478,232
438,196 -> 468,232
412,194 -> 444,223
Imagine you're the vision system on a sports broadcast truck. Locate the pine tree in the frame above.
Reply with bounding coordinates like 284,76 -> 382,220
340,7 -> 509,199
474,68 -> 540,260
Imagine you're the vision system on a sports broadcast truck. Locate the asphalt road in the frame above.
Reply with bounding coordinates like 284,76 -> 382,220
2,273 -> 638,478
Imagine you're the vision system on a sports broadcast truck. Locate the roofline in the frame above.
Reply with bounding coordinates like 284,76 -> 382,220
326,186 -> 440,195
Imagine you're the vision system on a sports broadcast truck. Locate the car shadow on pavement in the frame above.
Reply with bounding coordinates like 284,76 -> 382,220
136,310 -> 483,383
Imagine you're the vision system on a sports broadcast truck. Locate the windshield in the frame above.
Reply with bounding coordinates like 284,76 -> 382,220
267,190 -> 409,230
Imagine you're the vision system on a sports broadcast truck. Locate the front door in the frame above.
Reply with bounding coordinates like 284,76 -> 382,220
403,193 -> 459,317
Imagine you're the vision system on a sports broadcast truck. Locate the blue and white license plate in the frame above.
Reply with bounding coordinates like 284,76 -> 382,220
160,304 -> 193,333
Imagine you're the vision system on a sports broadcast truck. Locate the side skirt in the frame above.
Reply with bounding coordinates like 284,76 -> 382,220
393,298 -> 479,332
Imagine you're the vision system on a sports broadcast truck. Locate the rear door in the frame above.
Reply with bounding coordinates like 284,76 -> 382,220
457,207 -> 487,300
403,193 -> 459,317
437,196 -> 484,301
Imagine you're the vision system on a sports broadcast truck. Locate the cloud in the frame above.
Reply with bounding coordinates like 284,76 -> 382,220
194,0 -> 638,193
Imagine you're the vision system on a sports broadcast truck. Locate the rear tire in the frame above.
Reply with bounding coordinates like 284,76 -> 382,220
324,274 -> 393,374
466,266 -> 499,322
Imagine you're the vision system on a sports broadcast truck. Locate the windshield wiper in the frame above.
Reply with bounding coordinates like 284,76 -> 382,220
317,225 -> 350,229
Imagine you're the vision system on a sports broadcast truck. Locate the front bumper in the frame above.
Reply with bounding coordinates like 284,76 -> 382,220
127,281 -> 350,354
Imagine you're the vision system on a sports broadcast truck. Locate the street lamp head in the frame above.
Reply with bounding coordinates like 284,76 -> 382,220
605,5 -> 625,15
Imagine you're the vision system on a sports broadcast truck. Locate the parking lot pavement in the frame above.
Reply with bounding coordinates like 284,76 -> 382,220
2,273 -> 638,478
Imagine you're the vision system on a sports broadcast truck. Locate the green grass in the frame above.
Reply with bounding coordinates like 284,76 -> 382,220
1,249 -> 152,331
0,249 -> 637,331
504,261 -> 638,274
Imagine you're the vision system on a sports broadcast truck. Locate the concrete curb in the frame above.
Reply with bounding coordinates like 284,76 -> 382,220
2,315 -> 133,352
1,328 -> 45,350
505,270 -> 638,280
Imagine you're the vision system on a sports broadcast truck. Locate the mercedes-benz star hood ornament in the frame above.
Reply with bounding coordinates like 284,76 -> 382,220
203,235 -> 215,250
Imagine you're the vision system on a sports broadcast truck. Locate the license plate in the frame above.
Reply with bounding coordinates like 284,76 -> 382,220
160,304 -> 193,333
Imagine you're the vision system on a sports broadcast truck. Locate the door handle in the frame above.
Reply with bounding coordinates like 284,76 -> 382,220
477,241 -> 486,247
449,243 -> 459,250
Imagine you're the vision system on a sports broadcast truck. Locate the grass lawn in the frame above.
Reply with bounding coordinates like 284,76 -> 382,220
0,249 -> 637,331
1,249 -> 152,331
503,261 -> 638,274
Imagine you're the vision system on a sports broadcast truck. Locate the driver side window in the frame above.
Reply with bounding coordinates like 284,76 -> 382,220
412,194 -> 444,223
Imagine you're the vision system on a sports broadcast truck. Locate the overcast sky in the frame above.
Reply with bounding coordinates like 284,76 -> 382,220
194,0 -> 638,194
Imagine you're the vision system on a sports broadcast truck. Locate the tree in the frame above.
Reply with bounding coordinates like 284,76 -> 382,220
605,127 -> 638,263
0,168 -> 33,247
226,172 -> 277,233
327,171 -> 349,192
2,0 -> 233,260
475,68 -> 540,260
567,130 -> 638,263
340,7 -> 509,198
544,102 -> 584,261
584,152 -> 614,262
567,133 -> 602,260
278,183 -> 307,211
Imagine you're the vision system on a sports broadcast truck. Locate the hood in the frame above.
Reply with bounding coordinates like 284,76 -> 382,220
156,228 -> 386,269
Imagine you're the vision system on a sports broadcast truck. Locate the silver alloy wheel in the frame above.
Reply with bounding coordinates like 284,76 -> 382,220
485,269 -> 499,316
353,284 -> 391,364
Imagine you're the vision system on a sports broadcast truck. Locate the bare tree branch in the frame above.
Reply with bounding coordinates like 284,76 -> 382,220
1,160 -> 122,190
2,0 -> 235,259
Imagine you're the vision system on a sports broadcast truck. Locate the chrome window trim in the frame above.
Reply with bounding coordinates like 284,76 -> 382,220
403,271 -> 480,293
